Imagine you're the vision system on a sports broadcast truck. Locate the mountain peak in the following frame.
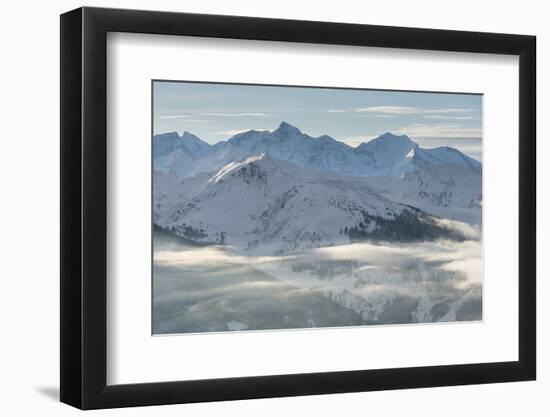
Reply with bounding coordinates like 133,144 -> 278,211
274,121 -> 301,135
181,131 -> 198,140
317,134 -> 336,143
356,132 -> 416,151
154,131 -> 180,141
153,132 -> 186,157
378,132 -> 412,142
181,130 -> 207,146
180,131 -> 213,157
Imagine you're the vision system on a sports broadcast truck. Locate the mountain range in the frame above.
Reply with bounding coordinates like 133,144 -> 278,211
153,121 -> 481,179
153,122 -> 482,251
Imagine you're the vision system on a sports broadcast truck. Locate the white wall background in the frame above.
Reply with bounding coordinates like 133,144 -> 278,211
0,0 -> 545,415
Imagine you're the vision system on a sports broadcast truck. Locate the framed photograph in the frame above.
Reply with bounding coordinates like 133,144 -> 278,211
60,7 -> 536,409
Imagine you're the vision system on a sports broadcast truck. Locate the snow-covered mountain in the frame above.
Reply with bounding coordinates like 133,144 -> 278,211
361,163 -> 483,224
153,122 -> 481,180
355,132 -> 417,176
154,130 -> 213,157
153,169 -> 212,224
153,131 -> 214,177
401,163 -> 482,208
210,122 -> 369,176
155,154 -> 466,253
152,122 -> 482,249
356,132 -> 481,176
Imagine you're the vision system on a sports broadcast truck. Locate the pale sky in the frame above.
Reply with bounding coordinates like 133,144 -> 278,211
153,81 -> 482,160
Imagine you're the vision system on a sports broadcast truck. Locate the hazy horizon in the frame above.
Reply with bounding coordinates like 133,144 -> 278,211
153,81 -> 482,161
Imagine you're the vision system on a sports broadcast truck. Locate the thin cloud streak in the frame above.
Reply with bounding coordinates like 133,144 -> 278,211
159,114 -> 191,119
424,115 -> 479,120
356,106 -> 476,115
201,112 -> 271,117
427,108 -> 477,114
356,106 -> 418,114
395,124 -> 482,138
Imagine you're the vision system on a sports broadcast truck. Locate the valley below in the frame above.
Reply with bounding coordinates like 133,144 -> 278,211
153,226 -> 482,334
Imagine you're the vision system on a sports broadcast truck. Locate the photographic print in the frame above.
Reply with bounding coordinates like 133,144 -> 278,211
152,81 -> 482,335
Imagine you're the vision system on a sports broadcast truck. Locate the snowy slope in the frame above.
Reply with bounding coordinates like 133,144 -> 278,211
401,163 -> 482,209
361,163 -> 482,224
155,154 -> 465,253
153,169 -> 212,224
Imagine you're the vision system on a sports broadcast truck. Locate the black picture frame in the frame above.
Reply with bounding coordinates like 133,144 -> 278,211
60,6 -> 536,410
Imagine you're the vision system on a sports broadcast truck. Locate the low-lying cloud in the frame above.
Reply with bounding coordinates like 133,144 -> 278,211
153,218 -> 483,333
